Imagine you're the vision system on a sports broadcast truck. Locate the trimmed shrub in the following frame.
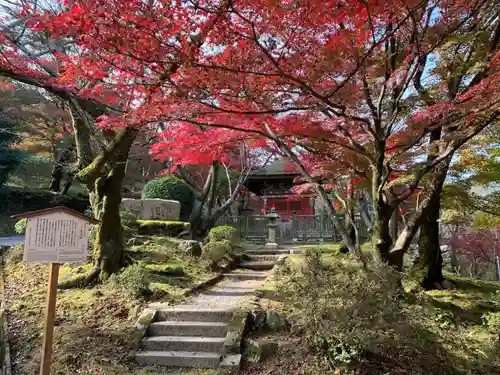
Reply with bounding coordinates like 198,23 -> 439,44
14,218 -> 27,234
109,264 -> 151,298
141,176 -> 194,221
137,220 -> 189,237
208,226 -> 237,244
202,240 -> 233,264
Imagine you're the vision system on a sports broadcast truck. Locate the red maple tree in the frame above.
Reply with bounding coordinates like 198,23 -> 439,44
1,0 -> 499,283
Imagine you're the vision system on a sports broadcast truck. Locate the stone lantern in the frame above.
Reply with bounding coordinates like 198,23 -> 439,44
265,207 -> 279,249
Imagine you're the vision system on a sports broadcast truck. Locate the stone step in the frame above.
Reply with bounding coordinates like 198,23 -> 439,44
222,272 -> 269,281
245,249 -> 291,255
142,336 -> 225,352
148,321 -> 228,337
246,254 -> 284,262
239,261 -> 277,271
151,307 -> 233,323
135,351 -> 221,368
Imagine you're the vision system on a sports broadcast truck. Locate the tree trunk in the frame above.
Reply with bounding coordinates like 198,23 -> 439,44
91,166 -> 127,276
78,126 -> 138,279
413,165 -> 448,289
390,208 -> 399,242
339,179 -> 356,253
50,146 -> 73,193
373,201 -> 394,262
49,163 -> 63,192
61,173 -> 74,195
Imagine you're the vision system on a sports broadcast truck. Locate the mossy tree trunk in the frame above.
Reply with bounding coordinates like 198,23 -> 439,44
79,126 -> 139,279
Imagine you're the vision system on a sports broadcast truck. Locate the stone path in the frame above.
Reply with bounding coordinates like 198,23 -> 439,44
135,247 -> 290,370
183,272 -> 268,308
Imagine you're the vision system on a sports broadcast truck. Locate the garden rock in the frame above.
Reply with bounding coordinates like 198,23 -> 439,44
135,308 -> 157,330
249,309 -> 267,331
266,311 -> 288,330
179,240 -> 202,257
223,331 -> 241,354
246,339 -> 279,363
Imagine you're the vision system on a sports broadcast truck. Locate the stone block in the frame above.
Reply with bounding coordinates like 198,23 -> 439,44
265,311 -> 288,331
222,309 -> 248,355
246,339 -> 279,363
135,308 -> 157,330
265,242 -> 279,249
220,354 -> 242,370
179,240 -> 202,257
121,198 -> 181,221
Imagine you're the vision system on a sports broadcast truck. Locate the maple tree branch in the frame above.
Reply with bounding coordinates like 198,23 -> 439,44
198,101 -> 310,115
176,165 -> 203,198
324,0 -> 428,100
392,108 -> 500,204
362,74 -> 378,125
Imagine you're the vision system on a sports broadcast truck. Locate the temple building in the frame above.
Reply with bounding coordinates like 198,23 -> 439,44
241,159 -> 317,218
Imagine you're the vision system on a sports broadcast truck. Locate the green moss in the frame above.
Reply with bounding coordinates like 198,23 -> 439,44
136,220 -> 189,236
202,241 -> 233,263
59,263 -> 94,279
208,225 -> 237,244
136,220 -> 188,226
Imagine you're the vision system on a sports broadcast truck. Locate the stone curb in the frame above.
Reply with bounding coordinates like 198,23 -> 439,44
0,249 -> 12,375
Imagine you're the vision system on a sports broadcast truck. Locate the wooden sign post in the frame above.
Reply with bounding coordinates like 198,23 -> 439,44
40,263 -> 60,375
11,207 -> 98,375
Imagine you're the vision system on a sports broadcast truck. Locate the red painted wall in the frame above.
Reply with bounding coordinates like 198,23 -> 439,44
251,195 -> 314,217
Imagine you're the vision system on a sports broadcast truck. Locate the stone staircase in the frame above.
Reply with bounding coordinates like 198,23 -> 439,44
136,307 -> 235,368
135,247 -> 291,369
239,248 -> 290,271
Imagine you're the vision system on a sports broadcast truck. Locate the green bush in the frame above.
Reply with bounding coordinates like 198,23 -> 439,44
208,225 -> 237,244
141,176 -> 194,221
276,250 -> 404,367
14,218 -> 27,234
137,220 -> 189,237
109,264 -> 151,298
202,240 -> 234,264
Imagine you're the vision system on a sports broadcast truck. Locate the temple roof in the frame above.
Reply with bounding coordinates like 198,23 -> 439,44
250,158 -> 300,178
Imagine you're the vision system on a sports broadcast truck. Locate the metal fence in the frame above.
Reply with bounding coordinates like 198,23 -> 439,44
217,214 -> 369,243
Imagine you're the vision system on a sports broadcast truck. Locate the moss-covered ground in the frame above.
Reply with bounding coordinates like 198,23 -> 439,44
2,236 -> 216,375
247,243 -> 500,375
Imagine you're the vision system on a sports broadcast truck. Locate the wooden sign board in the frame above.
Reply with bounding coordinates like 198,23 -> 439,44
11,206 -> 98,375
12,206 -> 97,264
24,212 -> 90,264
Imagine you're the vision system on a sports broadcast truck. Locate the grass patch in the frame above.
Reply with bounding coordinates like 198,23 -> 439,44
3,235 -> 216,375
